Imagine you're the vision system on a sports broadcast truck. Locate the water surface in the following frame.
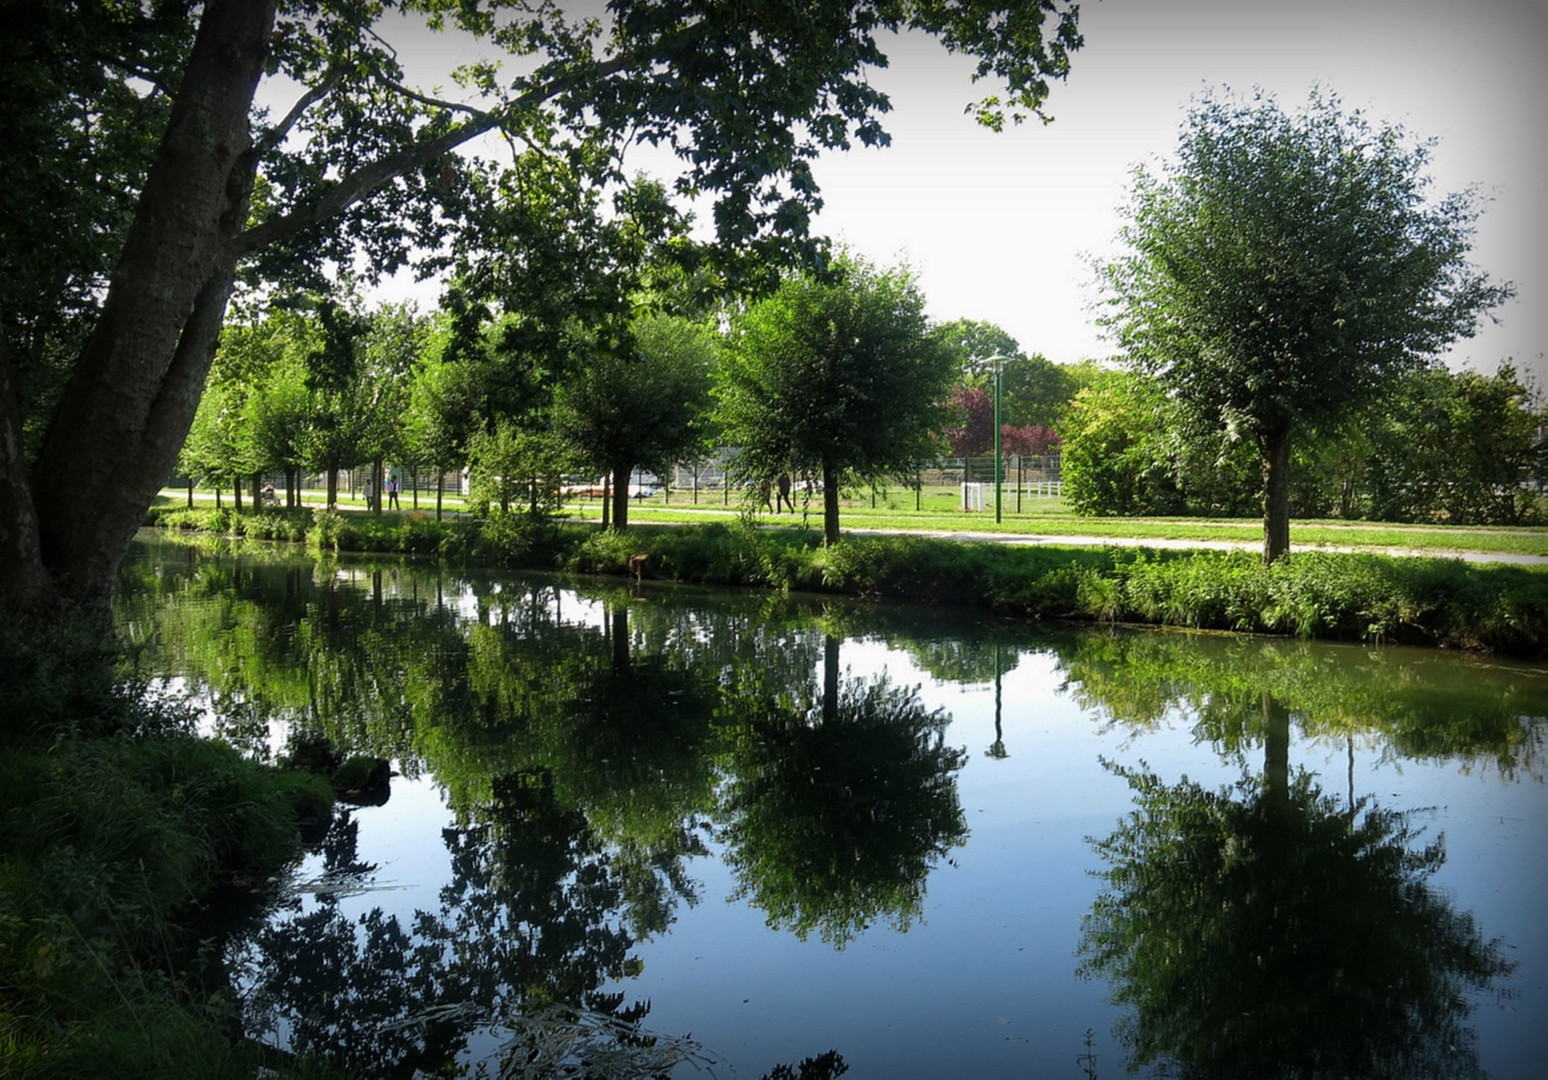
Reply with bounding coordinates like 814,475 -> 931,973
116,530 -> 1548,1078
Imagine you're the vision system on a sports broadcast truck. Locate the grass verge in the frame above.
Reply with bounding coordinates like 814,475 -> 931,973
146,504 -> 1548,657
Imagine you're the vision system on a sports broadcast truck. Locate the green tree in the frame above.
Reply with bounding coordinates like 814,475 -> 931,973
466,419 -> 569,518
405,324 -> 483,519
176,381 -> 246,507
1365,364 -> 1545,525
717,255 -> 955,544
197,308 -> 314,509
554,314 -> 718,531
929,317 -> 1025,388
1097,88 -> 1511,562
1,0 -> 1083,616
1060,369 -> 1186,516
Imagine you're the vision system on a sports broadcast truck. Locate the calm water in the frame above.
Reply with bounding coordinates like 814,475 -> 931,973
116,530 -> 1548,1079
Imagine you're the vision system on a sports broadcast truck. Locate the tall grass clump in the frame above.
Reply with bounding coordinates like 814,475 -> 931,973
1087,550 -> 1547,655
0,615 -> 334,1078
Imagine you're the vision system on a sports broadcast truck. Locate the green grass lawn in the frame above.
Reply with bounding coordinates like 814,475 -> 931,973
158,484 -> 1548,558
573,485 -> 1548,558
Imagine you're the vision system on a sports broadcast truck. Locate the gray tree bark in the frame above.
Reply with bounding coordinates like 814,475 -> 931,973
22,0 -> 278,612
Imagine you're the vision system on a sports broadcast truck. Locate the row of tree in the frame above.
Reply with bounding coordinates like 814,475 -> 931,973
180,257 -> 1095,544
3,0 -> 1528,613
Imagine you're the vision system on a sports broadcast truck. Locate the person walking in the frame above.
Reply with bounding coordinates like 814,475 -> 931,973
776,473 -> 795,513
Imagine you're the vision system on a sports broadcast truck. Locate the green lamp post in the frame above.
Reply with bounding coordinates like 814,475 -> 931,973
984,353 -> 1008,523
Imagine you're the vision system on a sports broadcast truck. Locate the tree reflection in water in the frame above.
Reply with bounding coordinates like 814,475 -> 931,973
716,635 -> 969,947
241,769 -> 663,1078
1078,758 -> 1516,1079
232,594 -> 858,1077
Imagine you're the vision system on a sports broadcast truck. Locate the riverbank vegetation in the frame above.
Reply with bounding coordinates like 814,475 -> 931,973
144,505 -> 1548,657
0,617 -> 337,1078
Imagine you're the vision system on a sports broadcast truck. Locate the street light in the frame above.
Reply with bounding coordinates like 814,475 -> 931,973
981,353 -> 1008,523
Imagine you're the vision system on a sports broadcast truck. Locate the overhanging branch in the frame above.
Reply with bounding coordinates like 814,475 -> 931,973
233,55 -> 632,258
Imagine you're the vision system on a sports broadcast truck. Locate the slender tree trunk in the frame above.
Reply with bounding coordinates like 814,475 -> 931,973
326,464 -> 339,509
234,478 -> 243,512
436,470 -> 443,520
1259,420 -> 1293,564
1261,691 -> 1291,821
822,634 -> 840,727
822,460 -> 840,546
609,462 -> 632,532
0,337 -> 58,616
19,0 -> 277,610
610,605 -> 630,674
372,457 -> 383,515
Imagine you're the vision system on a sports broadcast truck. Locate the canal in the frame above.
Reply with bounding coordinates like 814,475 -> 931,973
115,529 -> 1547,1078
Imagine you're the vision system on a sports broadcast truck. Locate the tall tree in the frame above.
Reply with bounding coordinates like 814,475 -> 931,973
1097,88 -> 1511,563
554,313 -> 718,532
717,254 -> 955,544
405,322 -> 484,519
0,0 -> 1083,617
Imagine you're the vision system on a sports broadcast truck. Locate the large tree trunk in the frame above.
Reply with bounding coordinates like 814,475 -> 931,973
609,462 -> 632,532
1258,420 -> 1293,564
20,0 -> 277,611
822,461 -> 840,546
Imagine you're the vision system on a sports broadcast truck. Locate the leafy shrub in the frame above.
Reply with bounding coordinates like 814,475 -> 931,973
145,512 -> 1547,656
309,507 -> 344,551
1,620 -> 335,1078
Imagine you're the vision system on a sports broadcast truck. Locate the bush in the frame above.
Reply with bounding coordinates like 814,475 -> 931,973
145,511 -> 1548,657
0,619 -> 336,1078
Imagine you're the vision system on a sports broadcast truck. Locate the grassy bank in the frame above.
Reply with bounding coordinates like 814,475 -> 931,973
0,617 -> 337,1079
147,503 -> 1548,657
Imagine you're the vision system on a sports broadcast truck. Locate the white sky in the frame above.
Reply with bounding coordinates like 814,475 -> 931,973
802,0 -> 1547,384
369,0 -> 1548,386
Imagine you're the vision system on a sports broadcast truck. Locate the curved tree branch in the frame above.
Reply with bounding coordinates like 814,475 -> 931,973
235,54 -> 633,258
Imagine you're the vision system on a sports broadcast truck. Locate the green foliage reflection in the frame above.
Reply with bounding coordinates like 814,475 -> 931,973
1059,629 -> 1546,780
1079,763 -> 1515,1079
717,637 -> 969,946
243,777 -> 650,1078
